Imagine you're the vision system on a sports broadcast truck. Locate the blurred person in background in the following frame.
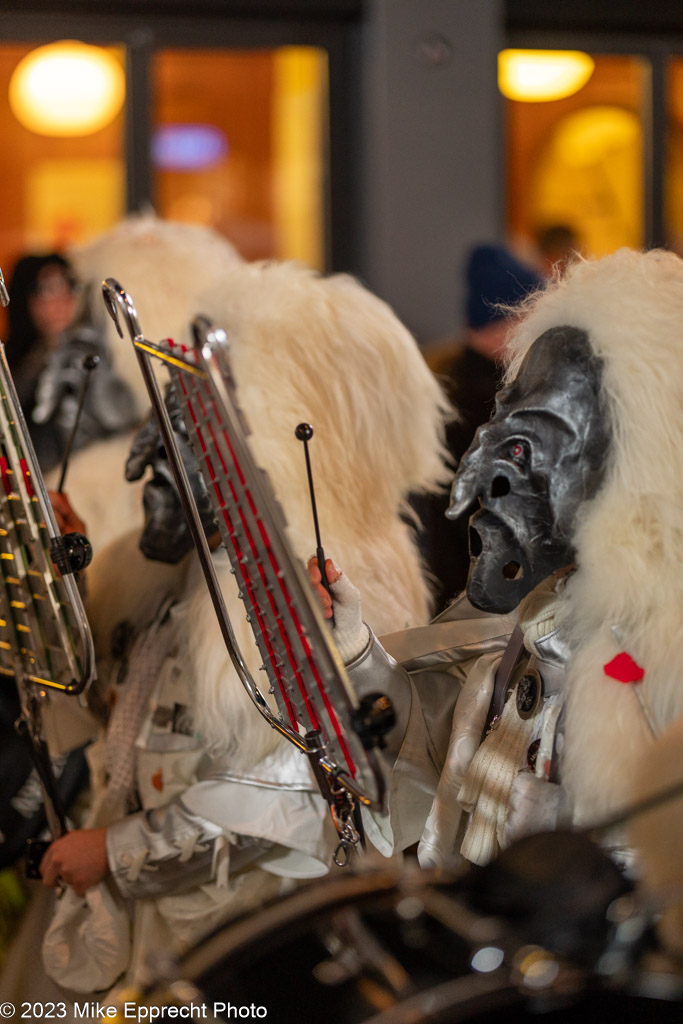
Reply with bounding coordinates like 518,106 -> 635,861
5,253 -> 139,472
414,244 -> 544,612
535,223 -> 581,277
6,254 -> 79,409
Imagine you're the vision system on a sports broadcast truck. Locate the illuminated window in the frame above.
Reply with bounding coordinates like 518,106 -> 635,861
504,54 -> 647,265
152,47 -> 328,268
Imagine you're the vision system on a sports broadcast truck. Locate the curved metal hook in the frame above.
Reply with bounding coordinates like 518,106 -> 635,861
192,315 -> 229,354
102,277 -> 143,341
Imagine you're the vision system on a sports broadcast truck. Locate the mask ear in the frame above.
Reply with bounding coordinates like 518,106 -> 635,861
125,415 -> 160,481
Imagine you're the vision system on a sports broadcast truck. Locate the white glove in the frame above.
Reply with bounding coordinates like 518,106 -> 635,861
328,572 -> 370,664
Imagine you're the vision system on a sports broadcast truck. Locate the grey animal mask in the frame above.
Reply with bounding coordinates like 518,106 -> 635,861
447,326 -> 610,613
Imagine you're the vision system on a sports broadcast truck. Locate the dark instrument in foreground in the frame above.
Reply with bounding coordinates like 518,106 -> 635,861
0,270 -> 95,869
139,829 -> 683,1023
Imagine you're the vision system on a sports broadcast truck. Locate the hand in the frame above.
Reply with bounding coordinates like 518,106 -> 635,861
307,555 -> 369,663
48,490 -> 87,536
40,828 -> 110,897
307,555 -> 341,619
504,772 -> 561,848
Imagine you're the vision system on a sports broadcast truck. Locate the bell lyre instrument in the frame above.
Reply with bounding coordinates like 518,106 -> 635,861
102,278 -> 393,862
0,266 -> 95,865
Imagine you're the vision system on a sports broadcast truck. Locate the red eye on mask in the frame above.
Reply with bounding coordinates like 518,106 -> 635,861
510,442 -> 529,463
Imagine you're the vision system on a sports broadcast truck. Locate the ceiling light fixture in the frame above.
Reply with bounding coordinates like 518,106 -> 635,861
9,40 -> 125,136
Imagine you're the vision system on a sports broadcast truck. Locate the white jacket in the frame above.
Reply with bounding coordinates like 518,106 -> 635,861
78,551 -> 333,991
348,578 -> 577,868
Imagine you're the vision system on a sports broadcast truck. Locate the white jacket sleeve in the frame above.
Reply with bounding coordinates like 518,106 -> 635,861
346,594 -> 516,855
106,792 -> 271,900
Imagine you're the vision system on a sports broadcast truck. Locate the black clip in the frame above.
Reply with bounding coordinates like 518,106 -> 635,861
50,532 -> 93,576
350,692 -> 396,750
25,837 -> 50,879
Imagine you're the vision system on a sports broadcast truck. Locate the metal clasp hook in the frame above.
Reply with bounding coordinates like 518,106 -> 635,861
333,837 -> 357,868
332,806 -> 361,868
102,277 -> 143,342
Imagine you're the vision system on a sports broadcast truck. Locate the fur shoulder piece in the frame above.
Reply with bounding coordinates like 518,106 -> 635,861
504,249 -> 683,822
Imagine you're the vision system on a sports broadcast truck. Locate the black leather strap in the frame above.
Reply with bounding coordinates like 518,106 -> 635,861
483,624 -> 525,737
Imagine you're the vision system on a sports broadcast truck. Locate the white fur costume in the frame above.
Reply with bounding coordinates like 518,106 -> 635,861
343,248 -> 683,872
31,215 -> 452,996
629,716 -> 683,959
504,247 -> 683,827
66,212 -> 452,807
50,217 -> 245,554
64,214 -> 451,634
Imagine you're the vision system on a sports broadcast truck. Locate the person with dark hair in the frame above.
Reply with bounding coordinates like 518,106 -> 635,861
415,244 -> 544,612
6,253 -> 79,404
5,253 -> 139,472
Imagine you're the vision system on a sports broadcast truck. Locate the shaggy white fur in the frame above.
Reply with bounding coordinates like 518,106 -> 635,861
504,248 -> 683,825
69,215 -> 243,410
628,715 -> 683,958
74,214 -> 452,765
196,257 -> 452,633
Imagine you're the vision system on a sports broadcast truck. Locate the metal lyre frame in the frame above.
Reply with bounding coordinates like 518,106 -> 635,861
0,269 -> 95,837
102,279 -> 387,848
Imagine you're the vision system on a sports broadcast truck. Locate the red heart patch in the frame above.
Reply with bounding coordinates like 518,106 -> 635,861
603,652 -> 645,684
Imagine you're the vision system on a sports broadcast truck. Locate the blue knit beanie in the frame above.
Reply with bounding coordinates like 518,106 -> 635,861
466,244 -> 544,329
